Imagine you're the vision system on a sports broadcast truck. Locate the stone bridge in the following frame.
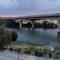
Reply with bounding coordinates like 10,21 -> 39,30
0,13 -> 60,34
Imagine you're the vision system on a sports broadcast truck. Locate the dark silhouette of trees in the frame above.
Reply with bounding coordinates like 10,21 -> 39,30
0,19 -> 58,29
42,21 -> 57,29
6,19 -> 19,28
22,22 -> 32,28
0,19 -> 7,26
42,21 -> 48,29
22,20 -> 57,29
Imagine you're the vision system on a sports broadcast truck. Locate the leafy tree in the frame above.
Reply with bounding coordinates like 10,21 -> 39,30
0,20 -> 7,26
0,27 -> 18,50
42,20 -> 47,29
0,27 -> 12,49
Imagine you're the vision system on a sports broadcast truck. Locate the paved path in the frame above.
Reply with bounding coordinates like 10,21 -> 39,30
0,50 -> 60,60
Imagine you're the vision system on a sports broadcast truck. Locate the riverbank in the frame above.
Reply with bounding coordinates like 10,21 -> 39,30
8,41 -> 60,58
11,41 -> 45,46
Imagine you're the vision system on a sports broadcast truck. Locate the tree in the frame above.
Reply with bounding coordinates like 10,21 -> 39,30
0,27 -> 12,49
0,20 -> 6,26
42,20 -> 47,29
6,19 -> 19,28
0,26 -> 18,50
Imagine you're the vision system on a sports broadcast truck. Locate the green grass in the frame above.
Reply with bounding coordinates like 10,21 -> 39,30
11,40 -> 45,46
24,41 -> 45,46
11,41 -> 25,46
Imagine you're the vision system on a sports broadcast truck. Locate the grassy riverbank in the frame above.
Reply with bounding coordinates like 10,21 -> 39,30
11,40 -> 45,46
10,41 -> 60,58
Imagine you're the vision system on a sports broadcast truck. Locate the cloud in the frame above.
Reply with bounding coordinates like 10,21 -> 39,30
25,0 -> 60,13
0,0 -> 60,16
0,0 -> 18,7
31,0 -> 60,9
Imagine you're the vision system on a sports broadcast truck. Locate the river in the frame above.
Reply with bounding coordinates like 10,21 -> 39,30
8,28 -> 60,46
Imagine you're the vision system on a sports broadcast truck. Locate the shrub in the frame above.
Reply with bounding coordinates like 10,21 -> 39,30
9,47 -> 14,51
48,53 -> 52,58
0,27 -> 18,50
24,48 -> 31,54
0,27 -> 12,49
11,31 -> 18,41
17,48 -> 21,53
43,48 -> 49,54
35,48 -> 43,57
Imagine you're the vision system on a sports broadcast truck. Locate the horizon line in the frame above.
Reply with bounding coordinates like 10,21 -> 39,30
0,13 -> 60,17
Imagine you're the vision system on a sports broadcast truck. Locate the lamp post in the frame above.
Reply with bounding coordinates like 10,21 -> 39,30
17,49 -> 21,60
18,50 -> 20,60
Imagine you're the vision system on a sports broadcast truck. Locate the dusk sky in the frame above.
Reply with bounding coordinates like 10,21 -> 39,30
0,0 -> 60,16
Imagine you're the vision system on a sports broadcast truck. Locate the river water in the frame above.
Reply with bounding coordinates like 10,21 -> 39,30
8,28 -> 60,46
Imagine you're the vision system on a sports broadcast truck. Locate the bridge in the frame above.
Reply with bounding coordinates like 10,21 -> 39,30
0,13 -> 60,34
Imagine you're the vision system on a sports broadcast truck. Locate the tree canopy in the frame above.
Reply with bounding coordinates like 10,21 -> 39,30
0,26 -> 18,50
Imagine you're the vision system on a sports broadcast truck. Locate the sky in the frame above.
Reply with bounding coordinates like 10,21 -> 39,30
0,0 -> 60,16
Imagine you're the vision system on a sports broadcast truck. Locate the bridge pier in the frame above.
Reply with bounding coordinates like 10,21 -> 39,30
19,20 -> 22,29
31,21 -> 35,30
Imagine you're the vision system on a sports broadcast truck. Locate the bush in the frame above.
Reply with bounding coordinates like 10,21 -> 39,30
17,48 -> 21,53
24,48 -> 31,54
35,48 -> 43,57
35,50 -> 43,57
24,46 -> 36,54
0,27 -> 18,50
43,48 -> 49,54
11,31 -> 18,41
48,53 -> 52,58
0,27 -> 12,49
14,48 -> 17,52
6,19 -> 19,28
9,47 -> 14,51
